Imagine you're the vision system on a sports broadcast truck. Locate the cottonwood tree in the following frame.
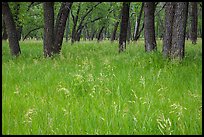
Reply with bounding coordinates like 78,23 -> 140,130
189,2 -> 198,44
119,2 -> 130,53
163,2 -> 188,59
43,2 -> 72,57
144,2 -> 157,52
2,2 -> 21,56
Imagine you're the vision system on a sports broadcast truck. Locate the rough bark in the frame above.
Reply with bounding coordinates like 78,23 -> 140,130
2,2 -> 21,56
163,2 -> 175,57
54,2 -> 72,53
171,2 -> 188,59
43,2 -> 54,57
2,19 -> 8,40
144,2 -> 157,52
127,19 -> 131,43
189,2 -> 198,44
119,2 -> 130,53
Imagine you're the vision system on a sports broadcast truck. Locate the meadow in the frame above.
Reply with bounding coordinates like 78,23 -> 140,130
2,39 -> 202,135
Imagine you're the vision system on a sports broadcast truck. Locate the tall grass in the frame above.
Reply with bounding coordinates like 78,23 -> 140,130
2,39 -> 202,135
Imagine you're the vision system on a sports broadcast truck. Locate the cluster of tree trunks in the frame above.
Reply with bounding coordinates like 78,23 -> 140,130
43,2 -> 73,57
163,2 -> 188,59
71,2 -> 101,44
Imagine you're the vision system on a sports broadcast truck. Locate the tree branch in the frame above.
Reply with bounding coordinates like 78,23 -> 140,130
22,26 -> 43,41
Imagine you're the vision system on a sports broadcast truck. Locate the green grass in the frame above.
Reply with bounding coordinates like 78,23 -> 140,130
2,39 -> 202,135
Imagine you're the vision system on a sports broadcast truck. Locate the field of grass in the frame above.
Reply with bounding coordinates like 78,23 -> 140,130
2,39 -> 202,135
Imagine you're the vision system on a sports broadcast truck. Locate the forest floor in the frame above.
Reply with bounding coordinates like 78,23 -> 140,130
2,39 -> 202,135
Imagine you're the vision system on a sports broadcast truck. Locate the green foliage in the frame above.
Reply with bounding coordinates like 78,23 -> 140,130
2,39 -> 202,135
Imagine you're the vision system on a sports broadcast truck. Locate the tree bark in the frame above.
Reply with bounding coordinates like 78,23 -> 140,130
119,2 -> 130,53
171,2 -> 188,59
53,2 -> 72,53
189,2 -> 198,44
2,19 -> 8,40
163,2 -> 175,57
133,2 -> 144,41
144,2 -> 157,52
43,2 -> 54,57
71,3 -> 81,44
127,19 -> 131,43
2,2 -> 21,56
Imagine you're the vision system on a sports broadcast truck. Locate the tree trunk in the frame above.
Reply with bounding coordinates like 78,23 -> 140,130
119,2 -> 130,53
97,26 -> 105,42
171,2 -> 188,59
65,9 -> 71,42
13,2 -> 22,41
53,2 -> 72,53
189,2 -> 198,44
163,2 -> 175,57
133,2 -> 144,41
127,19 -> 131,43
71,3 -> 81,44
144,2 -> 157,52
2,2 -> 21,56
111,21 -> 119,42
76,26 -> 84,42
91,30 -> 96,40
43,2 -> 54,57
2,19 -> 8,40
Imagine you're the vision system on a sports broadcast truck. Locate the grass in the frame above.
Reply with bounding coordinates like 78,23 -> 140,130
2,39 -> 202,135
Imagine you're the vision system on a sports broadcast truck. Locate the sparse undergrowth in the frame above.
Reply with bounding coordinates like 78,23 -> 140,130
2,39 -> 202,135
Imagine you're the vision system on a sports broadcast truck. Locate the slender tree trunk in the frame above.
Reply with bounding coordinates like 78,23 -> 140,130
189,2 -> 198,44
144,2 -> 157,52
76,26 -> 84,42
171,2 -> 188,59
91,30 -> 96,40
97,26 -> 105,42
53,2 -> 72,53
43,2 -> 54,57
163,2 -> 175,57
71,3 -> 81,44
111,21 -> 119,42
119,2 -> 130,53
133,2 -> 144,41
2,2 -> 21,56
